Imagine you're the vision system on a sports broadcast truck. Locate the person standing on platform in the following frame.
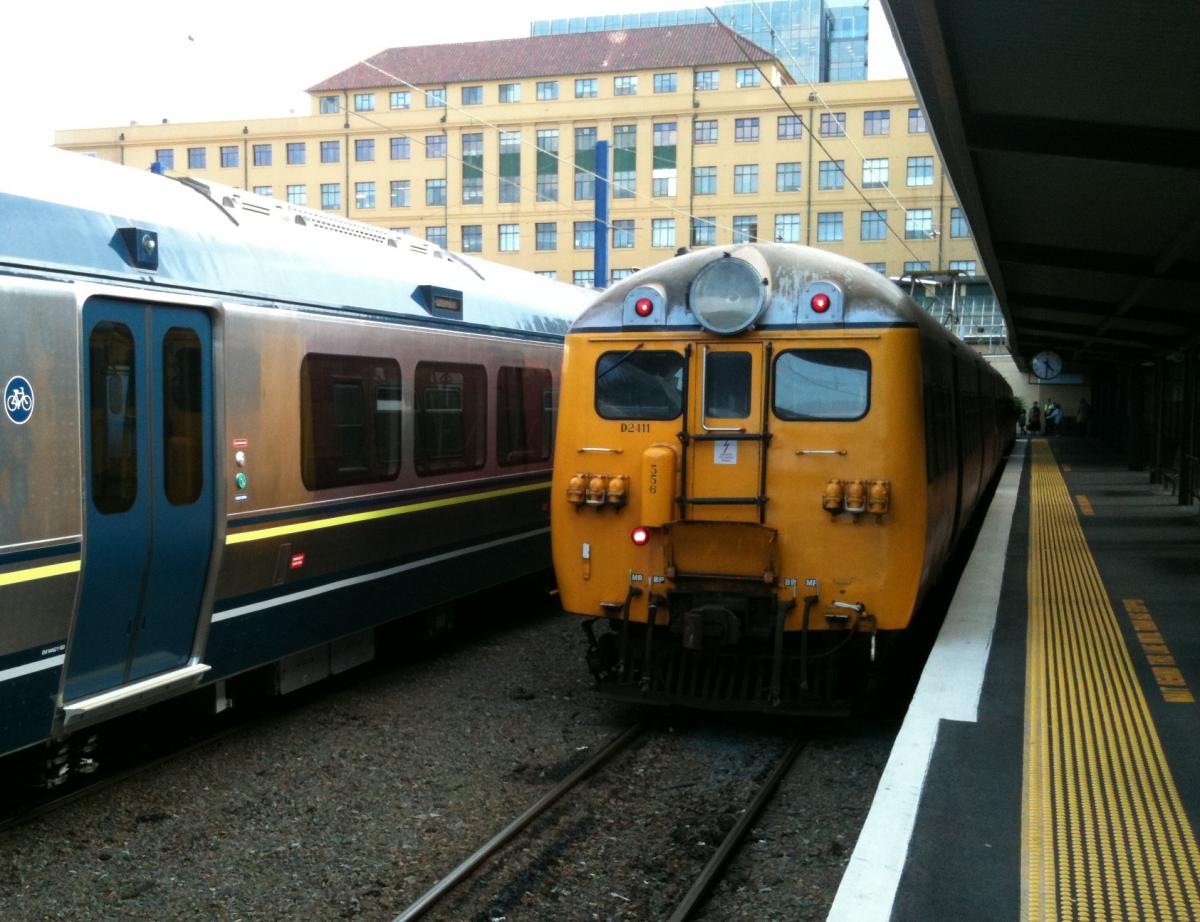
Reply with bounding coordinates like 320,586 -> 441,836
1077,397 -> 1090,436
1048,401 -> 1063,436
1028,401 -> 1042,435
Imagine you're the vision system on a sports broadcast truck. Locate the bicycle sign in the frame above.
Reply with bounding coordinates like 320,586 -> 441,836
4,375 -> 35,425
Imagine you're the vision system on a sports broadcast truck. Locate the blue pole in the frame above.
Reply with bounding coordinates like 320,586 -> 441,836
594,140 -> 609,289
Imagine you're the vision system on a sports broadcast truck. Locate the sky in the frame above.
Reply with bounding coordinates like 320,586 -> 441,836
4,0 -> 905,147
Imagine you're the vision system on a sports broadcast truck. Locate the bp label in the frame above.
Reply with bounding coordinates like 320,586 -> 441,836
4,376 -> 34,425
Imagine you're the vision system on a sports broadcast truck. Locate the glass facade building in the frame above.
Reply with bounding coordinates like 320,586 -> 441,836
531,0 -> 868,82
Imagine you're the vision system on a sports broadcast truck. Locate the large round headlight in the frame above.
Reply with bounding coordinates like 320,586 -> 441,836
688,256 -> 765,334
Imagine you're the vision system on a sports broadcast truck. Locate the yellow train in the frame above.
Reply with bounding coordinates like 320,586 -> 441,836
551,244 -> 1013,714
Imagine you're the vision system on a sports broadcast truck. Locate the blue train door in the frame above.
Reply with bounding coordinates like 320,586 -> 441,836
63,298 -> 215,702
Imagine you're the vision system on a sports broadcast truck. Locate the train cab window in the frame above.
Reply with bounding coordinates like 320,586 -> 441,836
497,366 -> 554,466
415,362 -> 486,475
89,322 -> 138,514
301,354 -> 402,490
773,349 -> 870,421
595,350 -> 684,420
162,328 -> 204,505
704,351 -> 751,419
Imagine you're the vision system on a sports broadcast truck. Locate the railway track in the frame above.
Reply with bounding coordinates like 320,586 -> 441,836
393,724 -> 805,922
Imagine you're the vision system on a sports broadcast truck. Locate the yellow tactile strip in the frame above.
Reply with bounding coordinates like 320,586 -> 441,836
1024,440 -> 1200,921
1123,600 -> 1196,705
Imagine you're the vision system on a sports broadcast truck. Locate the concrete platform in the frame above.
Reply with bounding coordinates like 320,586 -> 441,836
829,438 -> 1200,922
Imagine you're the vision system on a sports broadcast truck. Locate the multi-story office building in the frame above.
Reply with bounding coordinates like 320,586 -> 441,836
56,24 -> 980,289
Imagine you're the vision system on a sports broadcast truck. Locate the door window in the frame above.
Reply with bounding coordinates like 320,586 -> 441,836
162,328 -> 204,505
704,351 -> 752,419
88,322 -> 138,514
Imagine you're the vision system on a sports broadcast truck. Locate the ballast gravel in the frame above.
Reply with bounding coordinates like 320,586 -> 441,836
0,601 -> 896,921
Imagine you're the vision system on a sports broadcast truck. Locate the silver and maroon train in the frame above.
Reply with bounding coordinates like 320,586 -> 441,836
0,148 -> 590,773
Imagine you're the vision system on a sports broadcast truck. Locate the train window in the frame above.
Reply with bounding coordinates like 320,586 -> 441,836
704,351 -> 751,419
595,350 -> 684,420
415,362 -> 486,475
497,367 -> 554,466
162,328 -> 204,505
301,354 -> 402,490
773,349 -> 870,421
89,322 -> 138,514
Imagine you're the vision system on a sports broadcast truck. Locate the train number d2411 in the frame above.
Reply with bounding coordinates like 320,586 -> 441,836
620,422 -> 651,433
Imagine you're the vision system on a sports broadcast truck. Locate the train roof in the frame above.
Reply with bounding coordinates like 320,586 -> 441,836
0,147 -> 589,338
571,243 -> 950,336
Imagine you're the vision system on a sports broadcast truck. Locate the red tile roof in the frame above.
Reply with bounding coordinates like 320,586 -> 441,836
307,24 -> 779,93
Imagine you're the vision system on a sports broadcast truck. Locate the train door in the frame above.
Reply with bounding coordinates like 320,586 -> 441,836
63,298 -> 214,703
683,342 -> 767,523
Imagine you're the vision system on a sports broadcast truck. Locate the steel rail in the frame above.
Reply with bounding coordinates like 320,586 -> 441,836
392,722 -> 645,922
667,737 -> 806,922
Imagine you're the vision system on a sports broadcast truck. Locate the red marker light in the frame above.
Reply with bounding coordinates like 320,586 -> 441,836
631,526 -> 650,546
290,553 -> 306,570
810,293 -> 831,313
634,297 -> 654,317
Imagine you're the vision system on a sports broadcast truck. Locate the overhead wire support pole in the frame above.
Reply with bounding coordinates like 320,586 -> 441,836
594,139 -> 609,290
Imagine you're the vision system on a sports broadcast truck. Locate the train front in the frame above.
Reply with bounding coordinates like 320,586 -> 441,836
551,244 -> 931,714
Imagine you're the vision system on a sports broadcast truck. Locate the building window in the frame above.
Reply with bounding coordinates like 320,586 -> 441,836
354,93 -> 375,112
950,208 -> 970,238
733,215 -> 758,244
535,271 -> 557,279
691,217 -> 716,246
651,218 -> 676,248
907,156 -> 934,187
499,224 -> 520,252
414,362 -> 486,476
537,80 -> 559,101
425,88 -> 446,108
860,210 -> 887,241
905,208 -> 933,239
653,72 -> 677,93
776,162 -> 801,193
736,67 -> 761,88
390,91 -> 410,109
865,262 -> 887,274
462,85 -> 483,106
392,227 -> 411,235
426,226 -> 447,248
320,183 -> 340,210
287,184 -> 306,206
817,212 -> 843,242
693,165 -> 716,195
949,260 -> 978,274
575,78 -> 598,98
321,140 -> 340,163
462,132 -> 484,204
652,121 -> 677,197
573,221 -> 595,250
694,119 -> 717,144
574,127 -> 597,201
864,110 -> 890,135
286,142 -> 306,165
574,270 -> 595,288
614,75 -> 637,96
536,129 -> 559,202
775,213 -> 801,243
320,95 -> 339,114
390,180 -> 410,208
535,222 -> 557,250
252,185 -> 272,197
611,269 -> 633,282
695,70 -> 719,91
426,135 -> 446,158
219,146 -> 237,168
819,112 -> 846,137
499,83 -> 521,103
253,144 -> 271,166
735,117 -> 760,142
499,130 -> 521,204
188,147 -> 206,169
613,219 -> 634,249
426,179 -> 447,206
778,115 -> 803,140
908,108 -> 927,133
462,225 -> 483,253
863,158 -> 889,188
355,181 -> 375,209
355,138 -> 375,162
613,123 -> 636,199
390,136 -> 410,160
904,260 -> 932,274
819,160 -> 845,190
734,164 -> 759,194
